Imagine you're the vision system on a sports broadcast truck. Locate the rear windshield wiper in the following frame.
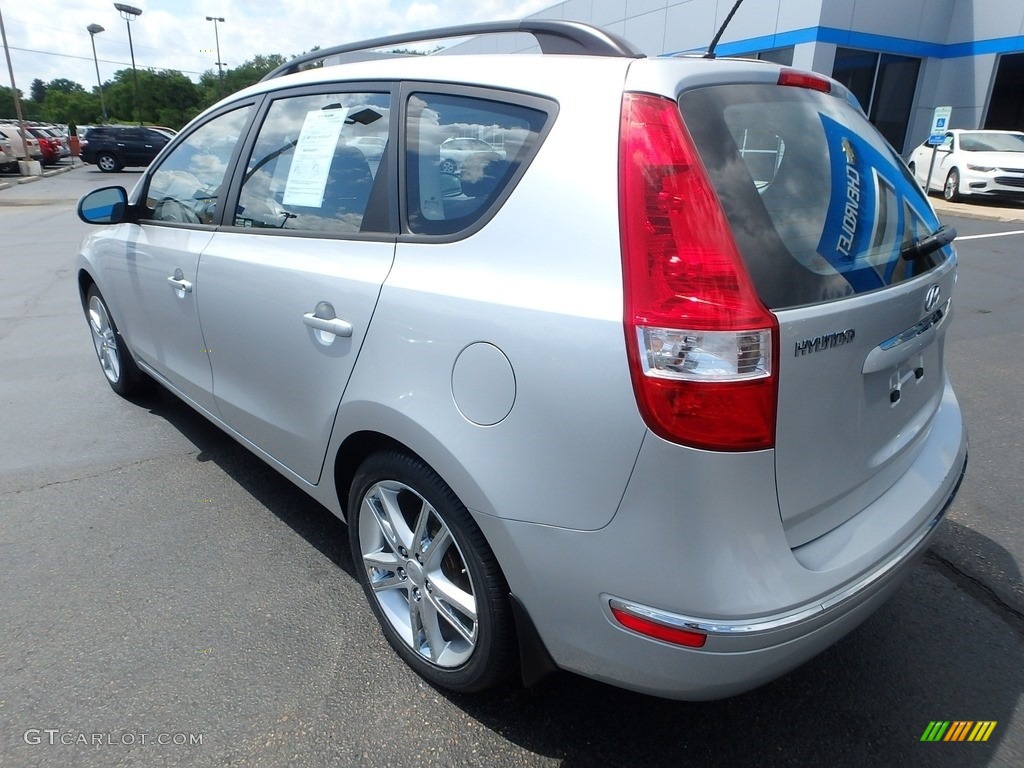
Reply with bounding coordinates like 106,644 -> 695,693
901,224 -> 956,261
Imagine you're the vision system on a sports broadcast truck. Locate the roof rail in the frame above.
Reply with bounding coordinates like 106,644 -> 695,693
261,19 -> 645,81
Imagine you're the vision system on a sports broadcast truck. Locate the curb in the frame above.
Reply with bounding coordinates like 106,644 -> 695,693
0,161 -> 78,191
931,196 -> 1024,224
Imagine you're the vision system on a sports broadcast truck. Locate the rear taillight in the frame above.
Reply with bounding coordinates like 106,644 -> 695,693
618,92 -> 778,451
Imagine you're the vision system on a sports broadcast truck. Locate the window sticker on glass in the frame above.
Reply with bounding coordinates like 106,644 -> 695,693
815,114 -> 935,292
283,107 -> 349,207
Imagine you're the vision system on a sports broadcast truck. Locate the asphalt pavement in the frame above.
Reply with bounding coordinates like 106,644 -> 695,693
1,164 -> 1022,768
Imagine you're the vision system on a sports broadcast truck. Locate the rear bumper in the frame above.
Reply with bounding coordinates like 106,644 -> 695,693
476,376 -> 967,700
606,447 -> 964,654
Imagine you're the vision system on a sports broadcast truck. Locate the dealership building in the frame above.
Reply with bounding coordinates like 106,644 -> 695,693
449,0 -> 1024,155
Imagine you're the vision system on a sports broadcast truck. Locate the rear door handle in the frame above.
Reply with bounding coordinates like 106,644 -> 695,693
167,274 -> 193,294
303,312 -> 352,338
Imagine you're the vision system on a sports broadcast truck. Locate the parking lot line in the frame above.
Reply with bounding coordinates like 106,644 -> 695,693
956,230 -> 1024,241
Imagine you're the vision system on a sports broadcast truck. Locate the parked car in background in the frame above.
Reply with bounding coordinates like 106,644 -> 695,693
75,20 -> 967,701
438,136 -> 506,173
42,126 -> 71,159
81,125 -> 172,172
0,137 -> 13,172
908,129 -> 1024,201
348,135 -> 386,160
24,126 -> 61,165
0,125 -> 43,164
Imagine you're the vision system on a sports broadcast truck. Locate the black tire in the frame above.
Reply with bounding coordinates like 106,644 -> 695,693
348,450 -> 515,693
96,152 -> 121,172
84,284 -> 149,397
943,168 -> 961,202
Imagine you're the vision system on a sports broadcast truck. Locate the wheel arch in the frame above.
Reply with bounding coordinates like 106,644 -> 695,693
331,423 -> 560,688
333,430 -> 420,521
329,403 -> 497,523
77,268 -> 95,308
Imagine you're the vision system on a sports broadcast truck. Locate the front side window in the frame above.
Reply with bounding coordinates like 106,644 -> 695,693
405,91 -> 548,236
236,91 -> 390,235
144,106 -> 253,225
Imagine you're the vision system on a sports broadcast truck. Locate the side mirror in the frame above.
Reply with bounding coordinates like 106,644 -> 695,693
78,186 -> 129,224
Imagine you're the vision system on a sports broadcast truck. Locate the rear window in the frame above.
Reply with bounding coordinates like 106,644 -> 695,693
679,84 -> 948,310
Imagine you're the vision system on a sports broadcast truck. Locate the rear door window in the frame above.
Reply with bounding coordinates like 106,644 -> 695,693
679,84 -> 949,310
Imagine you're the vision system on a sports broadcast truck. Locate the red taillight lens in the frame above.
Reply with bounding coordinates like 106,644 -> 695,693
619,92 -> 777,451
611,605 -> 707,648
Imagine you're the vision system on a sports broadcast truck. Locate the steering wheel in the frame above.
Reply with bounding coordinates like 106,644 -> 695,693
153,197 -> 201,224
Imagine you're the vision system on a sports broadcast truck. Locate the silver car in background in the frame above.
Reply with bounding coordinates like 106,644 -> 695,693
0,137 -> 13,171
75,20 -> 967,700
0,125 -> 43,164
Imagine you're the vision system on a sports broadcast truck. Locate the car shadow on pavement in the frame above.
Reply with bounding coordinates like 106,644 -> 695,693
447,530 -> 1023,768
130,387 -> 1021,767
133,386 -> 355,580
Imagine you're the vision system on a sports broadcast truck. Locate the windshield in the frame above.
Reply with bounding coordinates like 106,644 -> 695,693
959,132 -> 1024,152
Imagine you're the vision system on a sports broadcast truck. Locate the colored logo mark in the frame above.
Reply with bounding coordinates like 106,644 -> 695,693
920,721 -> 997,742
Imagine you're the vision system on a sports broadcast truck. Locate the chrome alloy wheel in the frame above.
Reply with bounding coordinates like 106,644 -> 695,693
358,480 -> 478,668
944,169 -> 960,202
88,294 -> 122,384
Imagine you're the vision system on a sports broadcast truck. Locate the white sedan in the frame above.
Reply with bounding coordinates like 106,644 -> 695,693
438,137 -> 506,174
907,129 -> 1024,201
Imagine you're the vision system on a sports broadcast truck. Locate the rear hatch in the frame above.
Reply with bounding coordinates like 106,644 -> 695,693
678,76 -> 957,547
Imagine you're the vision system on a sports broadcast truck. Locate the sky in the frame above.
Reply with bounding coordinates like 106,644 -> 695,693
0,0 -> 555,93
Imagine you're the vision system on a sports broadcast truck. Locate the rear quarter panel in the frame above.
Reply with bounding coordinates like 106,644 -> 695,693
330,58 -> 647,531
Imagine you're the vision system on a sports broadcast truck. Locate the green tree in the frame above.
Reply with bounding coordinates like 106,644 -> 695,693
37,89 -> 103,124
0,85 -> 26,120
30,78 -> 46,102
196,52 -> 289,110
45,78 -> 87,95
103,68 -> 202,128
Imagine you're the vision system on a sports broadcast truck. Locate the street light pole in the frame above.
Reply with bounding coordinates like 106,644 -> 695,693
0,2 -> 31,168
87,24 -> 108,121
113,3 -> 142,124
205,16 -> 225,98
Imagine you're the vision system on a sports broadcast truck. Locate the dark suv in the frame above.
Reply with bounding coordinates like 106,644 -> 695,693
81,125 -> 171,172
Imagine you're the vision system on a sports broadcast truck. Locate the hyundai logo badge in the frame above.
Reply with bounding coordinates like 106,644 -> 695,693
924,284 -> 941,313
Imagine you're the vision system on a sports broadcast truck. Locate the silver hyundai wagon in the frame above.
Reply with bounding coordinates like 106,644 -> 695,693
76,20 -> 967,700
